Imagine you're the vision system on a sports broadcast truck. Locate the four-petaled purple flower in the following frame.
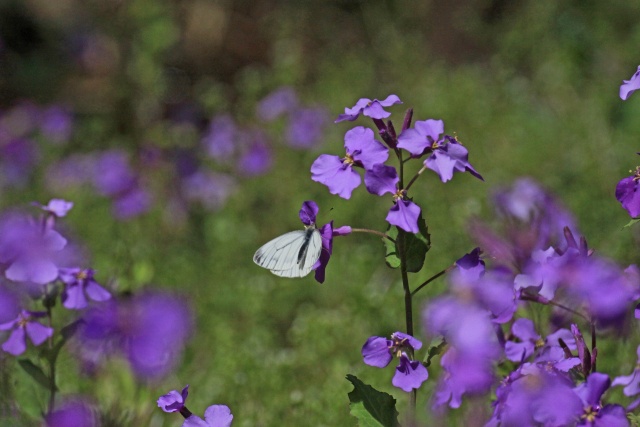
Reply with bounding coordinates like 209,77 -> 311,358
616,163 -> 640,218
0,310 -> 53,356
158,385 -> 190,414
620,65 -> 640,101
361,331 -> 428,392
311,126 -> 389,199
58,268 -> 111,310
335,95 -> 402,123
158,385 -> 233,427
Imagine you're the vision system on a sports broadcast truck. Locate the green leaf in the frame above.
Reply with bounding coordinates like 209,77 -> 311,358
18,359 -> 53,391
623,218 -> 640,228
346,374 -> 400,427
424,337 -> 447,367
383,212 -> 431,273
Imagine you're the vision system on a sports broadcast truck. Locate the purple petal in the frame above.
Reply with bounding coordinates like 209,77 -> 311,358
6,257 -> 59,285
363,102 -> 391,119
620,65 -> 640,100
203,404 -> 234,427
511,318 -> 539,342
575,372 -> 611,406
386,200 -> 421,233
85,280 -> 111,302
0,287 -> 20,324
63,284 -> 88,309
596,405 -> 632,427
2,327 -> 26,355
157,385 -> 189,412
364,164 -> 398,196
333,226 -> 352,236
425,150 -> 458,182
396,128 -> 429,156
392,354 -> 429,392
311,155 -> 361,199
361,336 -> 393,368
299,201 -> 319,226
256,86 -> 298,121
616,176 -> 640,218
313,222 -> 333,284
392,332 -> 422,351
378,94 -> 402,107
505,341 -> 534,362
344,127 -> 388,169
42,199 -> 74,217
183,415 -> 210,427
25,321 -> 53,346
45,400 -> 96,427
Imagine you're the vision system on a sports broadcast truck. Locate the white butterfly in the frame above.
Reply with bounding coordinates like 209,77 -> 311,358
253,225 -> 323,278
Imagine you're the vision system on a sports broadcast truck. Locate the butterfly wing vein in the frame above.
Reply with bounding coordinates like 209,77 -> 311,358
253,229 -> 322,278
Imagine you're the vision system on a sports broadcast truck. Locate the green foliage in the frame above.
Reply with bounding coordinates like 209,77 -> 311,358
346,374 -> 400,427
17,359 -> 51,391
384,213 -> 431,273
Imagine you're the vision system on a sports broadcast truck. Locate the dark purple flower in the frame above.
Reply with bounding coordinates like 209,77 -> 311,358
616,167 -> 640,218
620,65 -> 640,100
0,310 -> 53,355
452,247 -> 485,283
79,291 -> 192,379
46,399 -> 97,427
39,105 -> 73,144
58,268 -> 111,310
0,213 -> 67,284
256,86 -> 298,121
286,107 -> 329,149
361,332 -> 427,392
183,405 -> 234,427
158,385 -> 190,413
424,135 -> 483,183
202,115 -> 237,161
396,119 -> 444,156
335,95 -> 402,123
311,126 -> 388,199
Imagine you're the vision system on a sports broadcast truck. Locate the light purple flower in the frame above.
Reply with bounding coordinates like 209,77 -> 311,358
505,318 -> 540,362
78,291 -> 192,379
39,105 -> 73,144
311,126 -> 388,199
397,119 -> 444,156
183,405 -> 234,427
202,115 -> 237,161
158,385 -> 190,413
364,164 -> 399,196
256,86 -> 298,121
0,213 -> 67,284
93,150 -> 136,196
620,65 -> 640,100
182,170 -> 236,211
37,198 -> 74,218
113,186 -> 152,220
45,399 -> 97,427
616,167 -> 640,218
286,107 -> 329,149
335,95 -> 402,122
361,332 -> 428,392
0,310 -> 53,356
237,139 -> 272,176
58,268 -> 111,310
612,345 -> 640,397
424,135 -> 483,183
0,286 -> 20,324
385,197 -> 421,233
574,373 -> 629,427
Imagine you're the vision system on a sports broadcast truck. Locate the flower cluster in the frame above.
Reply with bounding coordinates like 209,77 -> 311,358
312,95 -> 483,233
158,385 -> 233,427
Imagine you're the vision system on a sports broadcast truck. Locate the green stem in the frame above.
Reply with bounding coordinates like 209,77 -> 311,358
411,264 -> 456,297
405,166 -> 427,193
349,228 -> 395,243
397,228 -> 416,421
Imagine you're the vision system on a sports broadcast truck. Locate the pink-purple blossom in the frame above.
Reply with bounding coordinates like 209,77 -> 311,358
0,310 -> 53,356
620,65 -> 640,101
335,95 -> 402,123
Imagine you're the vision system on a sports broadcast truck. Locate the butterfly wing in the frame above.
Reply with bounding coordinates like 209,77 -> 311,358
253,229 -> 322,278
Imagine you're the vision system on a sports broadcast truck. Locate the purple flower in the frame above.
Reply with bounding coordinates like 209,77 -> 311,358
39,105 -> 73,144
0,138 -> 39,186
58,268 -> 111,310
183,405 -> 234,427
620,65 -> 640,100
286,107 -> 329,149
78,291 -> 192,379
574,373 -> 629,427
396,119 -> 444,156
505,318 -> 540,362
202,115 -> 237,161
313,220 -> 351,284
237,139 -> 272,176
335,95 -> 402,123
612,345 -> 640,397
385,197 -> 421,234
424,135 -> 483,183
361,332 -> 428,392
0,310 -> 53,356
182,171 -> 236,211
616,166 -> 640,218
112,186 -> 152,220
45,399 -> 97,427
256,86 -> 298,121
311,126 -> 388,199
0,286 -> 20,324
158,385 -> 190,413
0,213 -> 67,284
93,150 -> 136,196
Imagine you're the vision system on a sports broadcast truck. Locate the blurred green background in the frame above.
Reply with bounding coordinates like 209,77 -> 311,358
1,0 -> 640,425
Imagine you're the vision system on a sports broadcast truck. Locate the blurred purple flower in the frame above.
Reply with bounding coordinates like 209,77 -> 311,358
0,138 -> 39,186
58,268 -> 111,310
616,166 -> 640,218
620,65 -> 640,100
505,318 -> 540,362
257,86 -> 298,122
79,291 -> 192,379
36,198 -> 74,218
45,154 -> 96,192
182,170 -> 236,211
0,285 -> 20,324
0,310 -> 53,356
45,399 -> 97,427
183,405 -> 233,427
158,385 -> 190,413
335,95 -> 402,122
574,373 -> 629,427
286,107 -> 329,149
361,332 -> 428,392
237,139 -> 272,176
0,213 -> 67,284
112,186 -> 152,220
612,345 -> 640,398
93,150 -> 137,197
202,115 -> 236,161
311,126 -> 388,199
39,105 -> 73,144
